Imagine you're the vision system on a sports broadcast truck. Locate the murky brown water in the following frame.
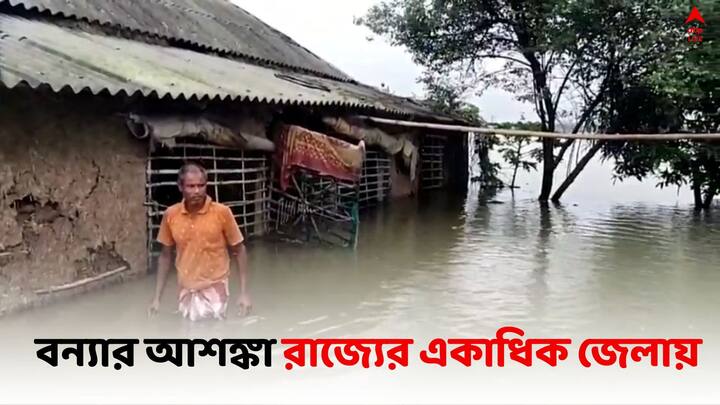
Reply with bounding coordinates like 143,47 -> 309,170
2,159 -> 720,403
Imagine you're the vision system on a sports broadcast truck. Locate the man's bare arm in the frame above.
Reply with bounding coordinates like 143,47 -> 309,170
230,242 -> 251,316
148,245 -> 173,316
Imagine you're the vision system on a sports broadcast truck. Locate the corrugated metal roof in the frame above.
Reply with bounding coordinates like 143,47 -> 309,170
0,0 -> 351,81
0,14 -> 445,118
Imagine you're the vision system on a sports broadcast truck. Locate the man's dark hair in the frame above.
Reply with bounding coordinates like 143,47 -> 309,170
178,162 -> 208,185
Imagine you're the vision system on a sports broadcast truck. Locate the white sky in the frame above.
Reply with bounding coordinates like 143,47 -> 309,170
232,0 -> 535,123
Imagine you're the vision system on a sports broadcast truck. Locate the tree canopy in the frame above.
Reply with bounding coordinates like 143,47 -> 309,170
601,2 -> 719,209
358,0 -> 694,202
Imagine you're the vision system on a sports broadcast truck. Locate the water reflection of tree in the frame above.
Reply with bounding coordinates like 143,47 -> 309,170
587,205 -> 720,285
408,186 -> 563,335
526,202 -> 552,323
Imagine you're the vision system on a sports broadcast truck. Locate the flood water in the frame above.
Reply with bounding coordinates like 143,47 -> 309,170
2,157 -> 720,403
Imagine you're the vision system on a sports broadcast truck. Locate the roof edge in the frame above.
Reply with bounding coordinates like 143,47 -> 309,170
0,0 -> 355,83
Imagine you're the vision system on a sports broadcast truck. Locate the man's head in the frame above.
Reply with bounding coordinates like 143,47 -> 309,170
177,162 -> 208,205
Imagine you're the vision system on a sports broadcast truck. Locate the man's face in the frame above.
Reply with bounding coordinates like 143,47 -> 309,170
179,170 -> 207,205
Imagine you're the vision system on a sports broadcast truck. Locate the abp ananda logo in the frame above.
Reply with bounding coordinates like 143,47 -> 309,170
685,5 -> 705,43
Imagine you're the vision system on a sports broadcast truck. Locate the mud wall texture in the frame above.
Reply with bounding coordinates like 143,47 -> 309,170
0,89 -> 147,315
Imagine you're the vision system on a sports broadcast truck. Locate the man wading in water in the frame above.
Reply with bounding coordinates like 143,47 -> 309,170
148,162 -> 252,320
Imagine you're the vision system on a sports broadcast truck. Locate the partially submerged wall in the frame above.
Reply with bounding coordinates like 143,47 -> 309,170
0,89 -> 147,315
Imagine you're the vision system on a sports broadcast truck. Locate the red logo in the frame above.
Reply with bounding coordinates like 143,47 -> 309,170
685,6 -> 704,43
685,6 -> 705,24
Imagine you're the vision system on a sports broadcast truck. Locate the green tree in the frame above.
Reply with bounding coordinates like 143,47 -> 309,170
495,122 -> 541,189
358,0 -> 684,202
419,71 -> 504,188
472,134 -> 505,188
420,71 -> 482,123
601,2 -> 720,210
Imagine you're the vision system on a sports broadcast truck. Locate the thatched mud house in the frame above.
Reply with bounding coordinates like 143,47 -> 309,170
0,0 -> 471,314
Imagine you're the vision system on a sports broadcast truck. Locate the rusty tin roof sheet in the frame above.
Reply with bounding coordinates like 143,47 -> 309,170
0,0 -> 351,80
0,14 -> 445,118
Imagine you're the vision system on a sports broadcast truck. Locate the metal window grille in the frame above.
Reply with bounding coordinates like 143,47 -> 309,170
421,134 -> 446,190
145,142 -> 270,268
358,150 -> 391,208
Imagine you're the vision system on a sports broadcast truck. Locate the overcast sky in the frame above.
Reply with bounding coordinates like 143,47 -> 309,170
232,0 -> 535,123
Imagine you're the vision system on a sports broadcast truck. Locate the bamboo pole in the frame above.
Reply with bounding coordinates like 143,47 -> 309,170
358,116 -> 720,141
148,178 -> 267,187
147,168 -> 268,175
241,151 -> 248,229
213,146 -> 220,204
0,250 -> 29,258
34,266 -> 130,295
145,141 -> 154,274
171,143 -> 260,151
149,156 -> 267,163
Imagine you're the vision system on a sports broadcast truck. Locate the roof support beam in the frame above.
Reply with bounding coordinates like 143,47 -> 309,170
358,116 -> 720,141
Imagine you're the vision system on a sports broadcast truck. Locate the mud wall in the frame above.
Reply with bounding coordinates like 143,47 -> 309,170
0,89 -> 147,315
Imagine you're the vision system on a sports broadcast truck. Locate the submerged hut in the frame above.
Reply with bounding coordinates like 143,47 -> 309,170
0,0 -> 470,314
